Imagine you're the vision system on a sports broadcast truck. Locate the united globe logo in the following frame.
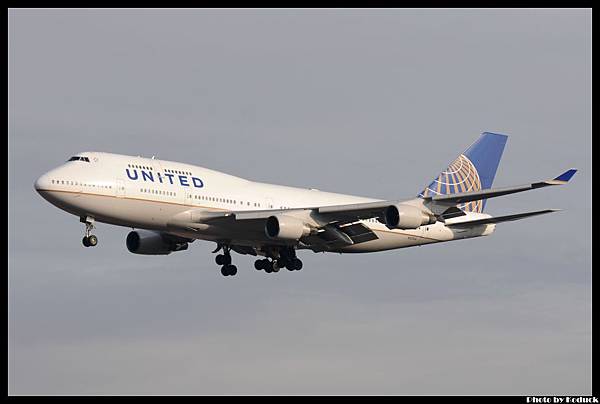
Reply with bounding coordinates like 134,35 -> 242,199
420,154 -> 483,213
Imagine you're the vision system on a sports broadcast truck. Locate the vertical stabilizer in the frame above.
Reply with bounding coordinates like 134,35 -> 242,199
418,132 -> 508,212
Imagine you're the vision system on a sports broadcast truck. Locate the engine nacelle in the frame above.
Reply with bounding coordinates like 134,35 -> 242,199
383,204 -> 436,229
126,230 -> 188,255
265,215 -> 311,241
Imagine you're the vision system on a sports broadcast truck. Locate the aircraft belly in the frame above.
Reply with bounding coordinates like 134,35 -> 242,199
167,225 -> 271,247
43,191 -> 182,230
336,228 -> 440,252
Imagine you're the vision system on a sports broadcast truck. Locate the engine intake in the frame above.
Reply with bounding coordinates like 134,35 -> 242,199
383,204 -> 436,229
265,215 -> 311,241
126,230 -> 189,255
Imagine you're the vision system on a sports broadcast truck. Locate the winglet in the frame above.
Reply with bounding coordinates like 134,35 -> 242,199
553,169 -> 577,183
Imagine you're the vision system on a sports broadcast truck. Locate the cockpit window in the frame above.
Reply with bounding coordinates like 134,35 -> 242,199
68,156 -> 90,162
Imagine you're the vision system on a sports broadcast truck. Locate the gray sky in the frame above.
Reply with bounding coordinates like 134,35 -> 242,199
9,9 -> 591,395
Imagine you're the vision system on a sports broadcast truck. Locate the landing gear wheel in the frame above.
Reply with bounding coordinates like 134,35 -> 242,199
216,254 -> 232,265
87,235 -> 98,247
264,260 -> 274,273
81,216 -> 97,247
221,264 -> 237,276
272,261 -> 281,273
279,258 -> 290,269
215,245 -> 232,265
254,260 -> 264,271
216,254 -> 230,265
285,258 -> 302,271
292,258 -> 303,271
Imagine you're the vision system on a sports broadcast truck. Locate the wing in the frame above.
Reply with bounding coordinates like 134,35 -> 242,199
167,201 -> 392,251
167,169 -> 576,250
446,209 -> 560,228
424,169 -> 577,210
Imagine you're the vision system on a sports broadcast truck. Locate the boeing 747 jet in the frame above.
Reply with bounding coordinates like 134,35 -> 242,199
34,132 -> 576,277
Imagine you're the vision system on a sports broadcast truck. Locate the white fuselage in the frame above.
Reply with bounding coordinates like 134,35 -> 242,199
34,152 -> 495,253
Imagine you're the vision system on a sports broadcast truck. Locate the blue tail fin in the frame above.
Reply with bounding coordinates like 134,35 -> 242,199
418,132 -> 508,212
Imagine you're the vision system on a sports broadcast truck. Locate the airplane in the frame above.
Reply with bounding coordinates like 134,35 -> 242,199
34,132 -> 577,277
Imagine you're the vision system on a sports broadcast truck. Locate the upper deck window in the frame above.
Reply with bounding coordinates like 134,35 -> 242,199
68,156 -> 90,162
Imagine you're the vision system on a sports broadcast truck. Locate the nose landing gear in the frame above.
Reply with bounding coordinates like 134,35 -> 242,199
81,217 -> 98,247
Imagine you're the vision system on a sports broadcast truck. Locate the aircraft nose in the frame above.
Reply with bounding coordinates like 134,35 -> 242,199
34,173 -> 50,193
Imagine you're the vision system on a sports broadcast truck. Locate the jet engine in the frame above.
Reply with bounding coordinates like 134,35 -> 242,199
383,204 -> 437,229
265,215 -> 311,241
126,230 -> 189,255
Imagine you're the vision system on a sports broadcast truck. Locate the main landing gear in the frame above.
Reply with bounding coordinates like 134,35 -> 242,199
212,244 -> 303,277
81,216 -> 98,247
254,248 -> 303,274
214,245 -> 237,277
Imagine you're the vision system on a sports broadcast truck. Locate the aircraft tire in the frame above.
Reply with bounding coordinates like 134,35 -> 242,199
88,235 -> 98,247
264,261 -> 273,273
272,261 -> 280,273
293,258 -> 303,271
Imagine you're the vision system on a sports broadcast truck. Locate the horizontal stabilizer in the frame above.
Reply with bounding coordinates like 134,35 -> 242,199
425,169 -> 577,206
446,209 -> 560,228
